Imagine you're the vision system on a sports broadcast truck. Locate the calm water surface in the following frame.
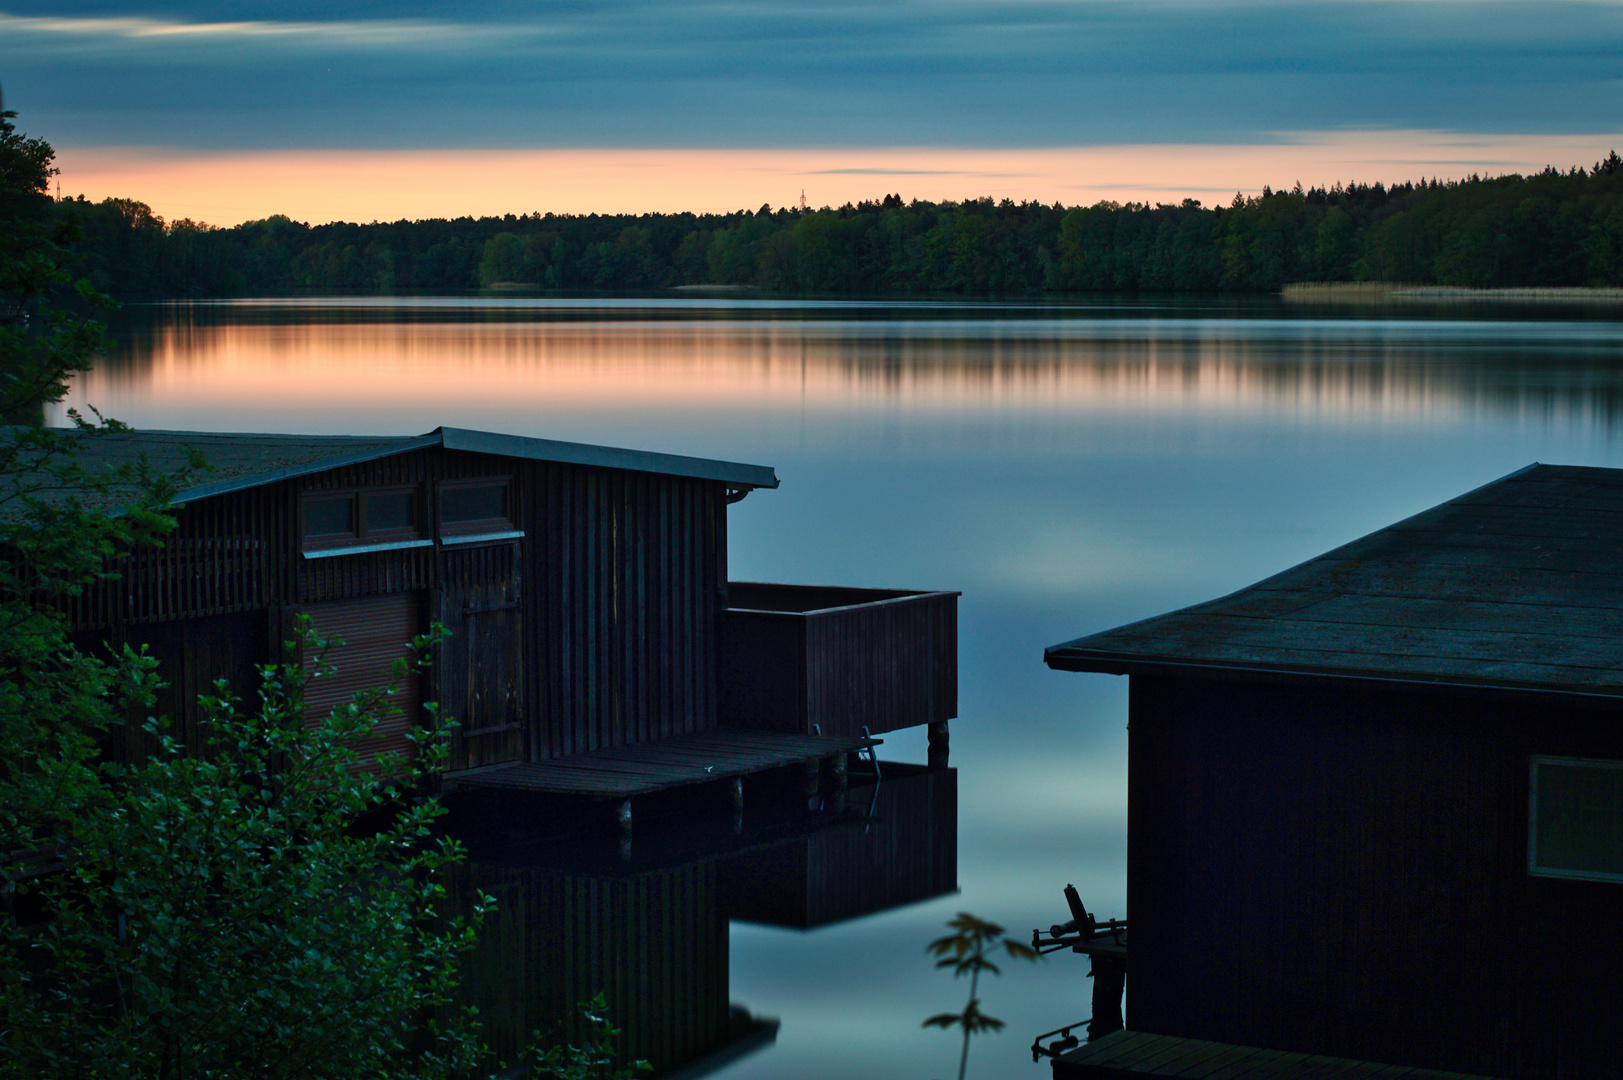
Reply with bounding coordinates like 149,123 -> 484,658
56,295 -> 1623,1079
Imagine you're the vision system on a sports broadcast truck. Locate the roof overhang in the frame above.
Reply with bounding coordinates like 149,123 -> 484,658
148,427 -> 778,504
1044,647 -> 1623,705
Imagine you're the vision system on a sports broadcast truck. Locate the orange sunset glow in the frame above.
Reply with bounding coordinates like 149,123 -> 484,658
54,132 -> 1623,226
56,315 -> 1570,439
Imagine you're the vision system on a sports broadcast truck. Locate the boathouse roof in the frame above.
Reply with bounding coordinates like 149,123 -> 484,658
1045,463 -> 1623,698
24,425 -> 778,512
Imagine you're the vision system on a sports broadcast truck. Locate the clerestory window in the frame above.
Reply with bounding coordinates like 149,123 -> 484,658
439,478 -> 519,542
302,486 -> 427,554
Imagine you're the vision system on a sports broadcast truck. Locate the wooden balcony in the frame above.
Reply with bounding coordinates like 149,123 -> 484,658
718,582 -> 958,737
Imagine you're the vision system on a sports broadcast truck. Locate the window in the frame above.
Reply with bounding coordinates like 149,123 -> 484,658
439,478 -> 517,540
1529,756 -> 1623,883
304,494 -> 355,539
302,486 -> 425,553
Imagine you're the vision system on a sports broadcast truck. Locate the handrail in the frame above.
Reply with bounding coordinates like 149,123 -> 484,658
1030,1019 -> 1090,1061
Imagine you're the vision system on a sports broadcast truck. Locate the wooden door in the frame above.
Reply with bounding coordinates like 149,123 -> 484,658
439,542 -> 524,771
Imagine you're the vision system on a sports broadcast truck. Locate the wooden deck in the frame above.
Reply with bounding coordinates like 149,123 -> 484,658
442,729 -> 875,798
1053,1031 -> 1503,1080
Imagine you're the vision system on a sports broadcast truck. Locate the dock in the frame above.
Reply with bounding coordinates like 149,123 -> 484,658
442,729 -> 876,798
1053,1031 -> 1502,1079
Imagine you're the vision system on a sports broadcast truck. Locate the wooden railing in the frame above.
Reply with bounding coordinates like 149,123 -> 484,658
718,582 -> 958,737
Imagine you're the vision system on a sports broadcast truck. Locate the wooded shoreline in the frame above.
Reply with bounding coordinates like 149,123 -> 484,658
60,153 -> 1623,300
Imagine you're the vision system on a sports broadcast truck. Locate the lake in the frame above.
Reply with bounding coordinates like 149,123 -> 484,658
55,294 -> 1623,1079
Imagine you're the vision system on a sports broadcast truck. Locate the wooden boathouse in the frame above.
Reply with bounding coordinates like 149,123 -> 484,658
61,426 -> 957,812
1044,464 -> 1623,1080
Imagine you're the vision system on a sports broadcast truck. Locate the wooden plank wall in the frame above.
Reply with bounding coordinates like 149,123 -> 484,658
445,858 -> 731,1074
67,481 -> 297,630
720,591 -> 958,736
440,540 -> 523,769
524,459 -> 723,759
1127,673 -> 1623,1080
803,592 -> 956,736
69,445 -> 730,769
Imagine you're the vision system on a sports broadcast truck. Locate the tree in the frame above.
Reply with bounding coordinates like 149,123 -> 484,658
0,109 -> 488,1080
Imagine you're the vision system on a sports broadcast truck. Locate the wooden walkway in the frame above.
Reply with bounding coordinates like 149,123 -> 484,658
442,729 -> 876,798
1053,1031 -> 1503,1080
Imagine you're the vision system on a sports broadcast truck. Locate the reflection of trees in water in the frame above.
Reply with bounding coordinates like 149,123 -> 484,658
80,307 -> 1623,434
445,765 -> 957,1077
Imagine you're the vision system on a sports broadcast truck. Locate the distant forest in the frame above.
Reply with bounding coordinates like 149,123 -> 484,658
63,152 -> 1623,297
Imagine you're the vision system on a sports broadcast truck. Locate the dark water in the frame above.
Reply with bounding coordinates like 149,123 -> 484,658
58,295 -> 1623,1079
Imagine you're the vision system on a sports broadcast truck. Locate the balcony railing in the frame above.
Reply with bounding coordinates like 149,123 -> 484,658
718,583 -> 958,738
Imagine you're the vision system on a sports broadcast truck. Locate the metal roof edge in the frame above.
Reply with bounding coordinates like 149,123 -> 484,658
172,432 -> 442,503
437,427 -> 779,489
1041,648 -> 1623,701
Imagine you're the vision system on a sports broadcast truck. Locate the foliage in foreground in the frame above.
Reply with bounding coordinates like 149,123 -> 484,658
0,106 -> 491,1079
924,912 -> 1039,1080
530,993 -> 652,1080
1,630 -> 489,1080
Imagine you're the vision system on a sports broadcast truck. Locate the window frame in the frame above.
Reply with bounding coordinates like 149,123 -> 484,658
437,476 -> 516,539
301,484 -> 426,553
1528,754 -> 1623,884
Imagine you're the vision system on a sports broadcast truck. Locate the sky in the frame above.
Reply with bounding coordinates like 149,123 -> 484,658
4,0 -> 1623,223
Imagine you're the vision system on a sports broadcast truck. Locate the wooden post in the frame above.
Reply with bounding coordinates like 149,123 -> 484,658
802,759 -> 821,796
1088,956 -> 1126,1040
928,720 -> 950,769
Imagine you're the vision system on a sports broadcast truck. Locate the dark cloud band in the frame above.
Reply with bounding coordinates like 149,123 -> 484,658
5,1 -> 1621,149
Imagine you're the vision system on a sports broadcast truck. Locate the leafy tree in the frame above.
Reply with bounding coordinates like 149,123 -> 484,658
0,108 -> 488,1080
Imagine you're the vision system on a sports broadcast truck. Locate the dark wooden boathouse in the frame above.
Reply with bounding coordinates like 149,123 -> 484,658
60,426 -> 958,803
1044,464 -> 1623,1080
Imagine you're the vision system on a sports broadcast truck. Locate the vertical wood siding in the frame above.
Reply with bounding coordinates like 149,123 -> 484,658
70,444 -> 731,769
439,541 -> 523,769
446,859 -> 730,1073
67,481 -> 297,629
1128,673 -> 1623,1080
718,588 -> 958,736
524,461 -> 722,759
121,610 -> 268,765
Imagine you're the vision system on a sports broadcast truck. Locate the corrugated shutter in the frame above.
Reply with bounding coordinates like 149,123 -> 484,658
303,593 -> 421,773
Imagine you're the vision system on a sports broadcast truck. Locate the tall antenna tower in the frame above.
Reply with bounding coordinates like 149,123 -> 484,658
799,189 -> 807,212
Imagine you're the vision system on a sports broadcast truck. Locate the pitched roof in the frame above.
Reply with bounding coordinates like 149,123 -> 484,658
1045,464 -> 1623,697
22,425 -> 777,511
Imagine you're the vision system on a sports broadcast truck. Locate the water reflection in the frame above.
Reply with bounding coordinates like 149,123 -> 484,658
63,301 -> 1623,438
447,763 -> 957,1077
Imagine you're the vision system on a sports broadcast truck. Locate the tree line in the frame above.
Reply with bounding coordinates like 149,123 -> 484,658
62,153 -> 1623,298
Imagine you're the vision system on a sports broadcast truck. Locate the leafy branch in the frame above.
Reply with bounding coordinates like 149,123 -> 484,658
923,912 -> 1038,1080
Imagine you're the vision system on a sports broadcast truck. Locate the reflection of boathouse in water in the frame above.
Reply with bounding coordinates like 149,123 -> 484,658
450,763 -> 958,1076
58,426 -> 957,809
1044,465 -> 1623,1079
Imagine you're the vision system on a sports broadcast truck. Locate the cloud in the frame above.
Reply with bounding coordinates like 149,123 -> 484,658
4,1 -> 1623,150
